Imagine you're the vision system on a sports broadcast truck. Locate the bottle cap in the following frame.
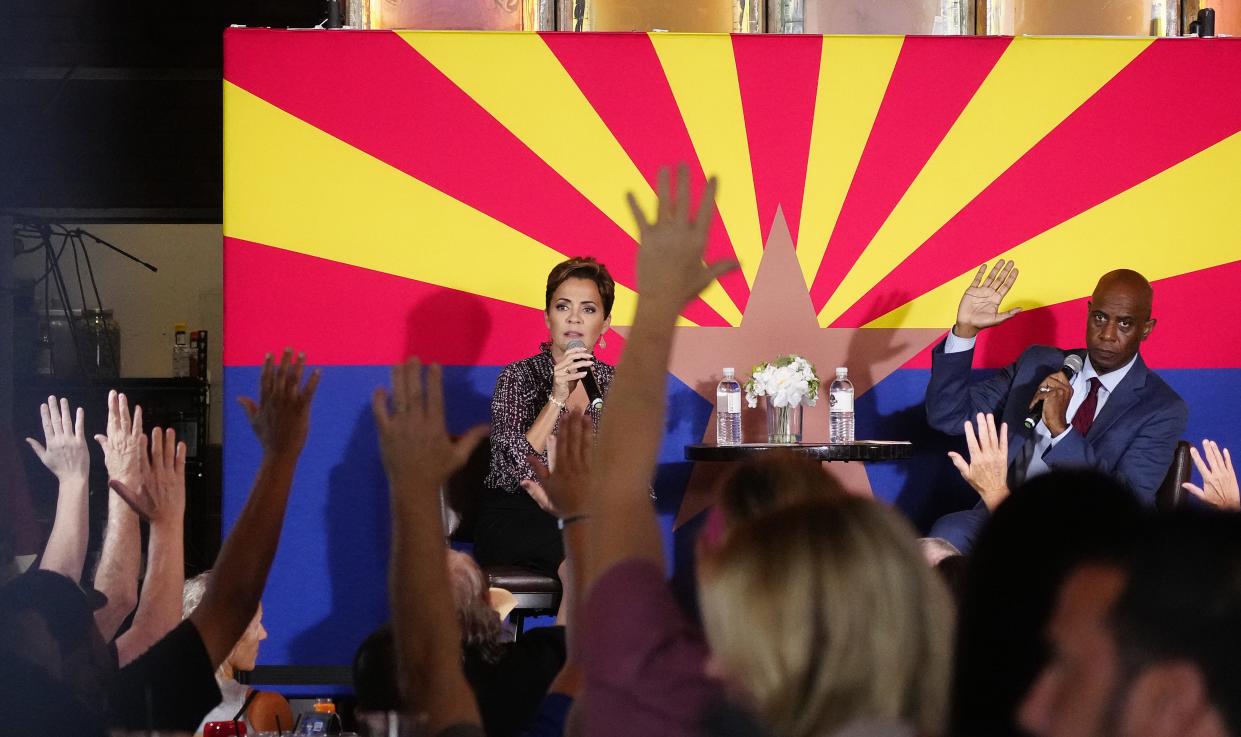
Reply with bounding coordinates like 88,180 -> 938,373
836,367 -> 848,376
174,322 -> 188,332
722,367 -> 735,376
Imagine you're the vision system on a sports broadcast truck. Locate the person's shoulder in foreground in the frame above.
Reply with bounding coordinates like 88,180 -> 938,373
110,618 -> 222,732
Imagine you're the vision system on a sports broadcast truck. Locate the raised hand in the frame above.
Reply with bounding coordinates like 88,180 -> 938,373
954,260 -> 1021,339
26,395 -> 89,483
948,412 -> 1011,511
94,390 -> 145,488
110,428 -> 186,525
372,358 -> 489,492
527,412 -> 593,519
237,348 -> 321,459
1183,439 -> 1240,511
626,164 -> 739,315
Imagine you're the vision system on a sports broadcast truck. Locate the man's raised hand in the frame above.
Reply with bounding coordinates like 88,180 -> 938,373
954,260 -> 1021,339
237,348 -> 321,460
95,390 -> 145,489
110,427 -> 186,525
626,164 -> 738,315
372,358 -> 489,492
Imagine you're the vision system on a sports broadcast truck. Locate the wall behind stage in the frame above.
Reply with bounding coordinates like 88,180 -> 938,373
223,29 -> 1241,668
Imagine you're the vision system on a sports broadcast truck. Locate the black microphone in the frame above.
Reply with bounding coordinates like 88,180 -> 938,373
1024,354 -> 1084,430
566,339 -> 604,411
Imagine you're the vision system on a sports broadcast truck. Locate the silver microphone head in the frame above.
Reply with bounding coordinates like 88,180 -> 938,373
566,339 -> 587,351
1063,354 -> 1084,375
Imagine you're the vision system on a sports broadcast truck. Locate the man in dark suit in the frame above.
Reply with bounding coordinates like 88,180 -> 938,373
926,260 -> 1187,552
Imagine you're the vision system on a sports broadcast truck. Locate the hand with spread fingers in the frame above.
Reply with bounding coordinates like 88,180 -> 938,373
26,395 -> 89,484
948,412 -> 1011,511
626,164 -> 739,316
954,260 -> 1022,340
110,427 -> 187,525
238,348 -> 322,459
1183,439 -> 1240,511
372,358 -> 490,493
527,412 -> 593,519
95,390 -> 145,490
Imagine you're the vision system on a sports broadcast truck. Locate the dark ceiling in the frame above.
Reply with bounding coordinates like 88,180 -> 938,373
1,1 -> 326,221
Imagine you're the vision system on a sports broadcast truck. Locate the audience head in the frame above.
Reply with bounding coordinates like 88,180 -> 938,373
183,571 -> 266,679
719,452 -> 844,526
1020,511 -> 1241,737
446,549 -> 503,662
354,624 -> 402,713
697,496 -> 954,737
1087,269 -> 1154,373
0,570 -> 114,713
952,469 -> 1142,737
544,256 -> 614,353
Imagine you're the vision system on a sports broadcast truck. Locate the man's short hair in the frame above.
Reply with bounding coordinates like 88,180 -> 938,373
1111,511 -> 1241,735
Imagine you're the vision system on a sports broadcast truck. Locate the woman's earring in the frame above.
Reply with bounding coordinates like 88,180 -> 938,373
599,334 -> 608,349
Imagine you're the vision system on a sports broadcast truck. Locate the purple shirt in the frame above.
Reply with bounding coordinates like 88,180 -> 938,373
580,558 -> 721,737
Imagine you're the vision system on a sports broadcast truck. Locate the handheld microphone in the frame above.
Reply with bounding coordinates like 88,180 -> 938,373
1023,354 -> 1084,430
566,339 -> 604,411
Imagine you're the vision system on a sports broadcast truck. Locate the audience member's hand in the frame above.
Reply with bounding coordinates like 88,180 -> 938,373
372,358 -> 489,491
94,390 -> 145,488
527,412 -> 593,519
237,348 -> 321,459
948,413 -> 1011,511
626,164 -> 738,314
1030,370 -> 1072,436
110,428 -> 186,525
26,396 -> 89,484
954,260 -> 1021,339
1183,439 -> 1240,511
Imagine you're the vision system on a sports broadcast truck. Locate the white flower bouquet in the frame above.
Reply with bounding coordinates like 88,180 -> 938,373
744,354 -> 820,409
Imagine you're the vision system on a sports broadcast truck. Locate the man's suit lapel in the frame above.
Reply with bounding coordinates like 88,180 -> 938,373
1087,354 -> 1148,442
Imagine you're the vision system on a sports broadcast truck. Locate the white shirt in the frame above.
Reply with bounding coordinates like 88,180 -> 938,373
944,331 -> 1137,481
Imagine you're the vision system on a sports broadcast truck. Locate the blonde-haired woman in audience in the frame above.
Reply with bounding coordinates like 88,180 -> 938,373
698,496 -> 955,737
183,570 -> 292,735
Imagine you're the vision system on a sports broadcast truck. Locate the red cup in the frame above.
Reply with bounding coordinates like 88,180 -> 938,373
204,722 -> 248,736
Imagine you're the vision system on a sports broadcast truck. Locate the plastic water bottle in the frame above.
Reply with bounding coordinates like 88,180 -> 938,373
172,322 -> 191,378
716,368 -> 743,446
829,367 -> 855,443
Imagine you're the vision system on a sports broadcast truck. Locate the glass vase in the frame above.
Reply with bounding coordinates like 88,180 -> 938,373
765,400 -> 803,444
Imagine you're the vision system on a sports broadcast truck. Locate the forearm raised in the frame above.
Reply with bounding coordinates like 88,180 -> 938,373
526,401 -> 563,454
117,519 -> 184,665
40,477 -> 89,580
587,303 -> 678,584
390,473 -> 480,731
192,454 -> 296,666
93,495 -> 141,641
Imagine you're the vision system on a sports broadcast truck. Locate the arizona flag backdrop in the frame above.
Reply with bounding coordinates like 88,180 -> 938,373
223,28 -> 1241,668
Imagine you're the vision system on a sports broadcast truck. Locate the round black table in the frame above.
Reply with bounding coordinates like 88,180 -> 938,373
685,441 -> 913,463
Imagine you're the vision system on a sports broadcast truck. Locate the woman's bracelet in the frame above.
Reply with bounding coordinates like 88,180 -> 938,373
557,514 -> 590,530
547,393 -> 566,411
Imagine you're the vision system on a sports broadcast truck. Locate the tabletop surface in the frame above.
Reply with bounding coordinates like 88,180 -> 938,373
685,441 -> 913,462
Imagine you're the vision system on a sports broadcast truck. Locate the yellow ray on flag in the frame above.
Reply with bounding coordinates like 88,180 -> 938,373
819,36 -> 1152,326
223,81 -> 676,327
797,36 -> 904,287
401,31 -> 741,326
650,33 -> 764,290
866,129 -> 1241,328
